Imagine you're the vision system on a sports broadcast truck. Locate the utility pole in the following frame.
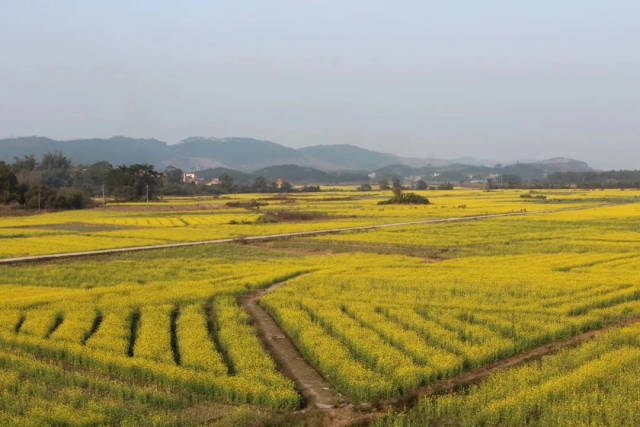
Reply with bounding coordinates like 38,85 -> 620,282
146,183 -> 149,204
38,190 -> 41,212
102,184 -> 106,207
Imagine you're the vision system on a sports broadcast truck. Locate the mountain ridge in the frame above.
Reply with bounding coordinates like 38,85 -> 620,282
0,136 -> 593,177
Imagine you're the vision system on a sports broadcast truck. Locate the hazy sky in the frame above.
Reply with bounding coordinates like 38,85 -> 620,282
1,1 -> 639,168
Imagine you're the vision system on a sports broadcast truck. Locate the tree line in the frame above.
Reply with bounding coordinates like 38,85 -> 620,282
1,152 -> 93,209
542,171 -> 640,189
3,152 -> 639,211
0,152 -> 319,211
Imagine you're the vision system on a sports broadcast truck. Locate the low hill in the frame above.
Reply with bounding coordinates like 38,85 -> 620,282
171,137 -> 311,171
0,136 -> 168,166
299,144 -> 401,170
194,164 -> 370,185
0,136 -> 448,171
0,136 -> 595,183
533,157 -> 592,173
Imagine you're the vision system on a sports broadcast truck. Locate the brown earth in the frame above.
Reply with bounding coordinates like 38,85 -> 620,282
250,239 -> 453,260
256,210 -> 354,223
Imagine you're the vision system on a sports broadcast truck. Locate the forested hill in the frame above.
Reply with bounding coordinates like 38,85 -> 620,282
0,136 -> 592,180
0,136 -> 436,171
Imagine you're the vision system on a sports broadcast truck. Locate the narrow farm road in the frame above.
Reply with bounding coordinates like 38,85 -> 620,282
237,280 -> 343,410
239,276 -> 640,424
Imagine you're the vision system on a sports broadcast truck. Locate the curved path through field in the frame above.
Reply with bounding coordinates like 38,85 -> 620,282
0,204 -> 609,265
239,276 -> 640,424
238,280 -> 343,410
2,201 -> 633,425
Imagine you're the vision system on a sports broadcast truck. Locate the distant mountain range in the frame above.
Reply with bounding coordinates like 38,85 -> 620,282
0,135 -> 593,183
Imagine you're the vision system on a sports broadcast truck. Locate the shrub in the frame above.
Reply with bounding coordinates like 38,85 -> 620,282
225,200 -> 267,209
378,192 -> 430,205
520,191 -> 547,199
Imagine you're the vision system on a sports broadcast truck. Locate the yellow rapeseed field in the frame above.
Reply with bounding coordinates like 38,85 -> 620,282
1,188 -> 640,424
2,188 -> 633,258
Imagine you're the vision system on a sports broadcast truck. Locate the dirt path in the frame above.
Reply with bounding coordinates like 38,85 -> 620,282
237,281 -> 344,410
239,276 -> 640,424
0,204 -> 609,265
240,276 -> 640,426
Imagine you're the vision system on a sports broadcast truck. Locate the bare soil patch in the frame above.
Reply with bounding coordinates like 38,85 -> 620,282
250,239 -> 454,260
225,200 -> 268,209
258,195 -> 297,201
257,210 -> 355,224
0,205 -> 74,217
313,196 -> 358,201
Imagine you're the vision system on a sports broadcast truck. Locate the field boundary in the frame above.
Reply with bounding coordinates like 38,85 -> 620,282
0,204 -> 608,265
374,314 -> 640,413
237,273 -> 640,424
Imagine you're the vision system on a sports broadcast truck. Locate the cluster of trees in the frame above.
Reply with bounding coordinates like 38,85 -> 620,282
544,171 -> 640,189
373,177 -> 453,191
378,184 -> 430,205
1,153 -> 92,209
369,171 -> 640,191
370,168 -> 640,191
223,174 -> 295,194
376,177 -> 408,190
487,171 -> 640,189
105,164 -> 161,201
1,152 -> 325,210
2,153 -> 164,208
164,169 -> 317,196
377,177 -> 402,191
359,176 -> 431,204
10,151 -> 637,213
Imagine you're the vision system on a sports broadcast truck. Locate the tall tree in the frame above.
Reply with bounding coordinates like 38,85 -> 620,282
164,166 -> 183,185
39,151 -> 73,188
0,161 -> 20,203
392,176 -> 402,189
12,154 -> 37,172
105,164 -> 160,201
217,174 -> 234,193
415,179 -> 427,190
279,180 -> 293,193
252,176 -> 268,193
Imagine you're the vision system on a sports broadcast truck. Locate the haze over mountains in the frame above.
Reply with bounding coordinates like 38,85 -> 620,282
0,136 -> 592,176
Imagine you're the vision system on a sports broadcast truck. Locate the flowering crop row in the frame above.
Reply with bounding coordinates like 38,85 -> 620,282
377,323 -> 640,426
